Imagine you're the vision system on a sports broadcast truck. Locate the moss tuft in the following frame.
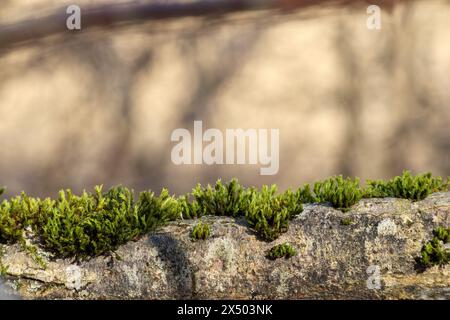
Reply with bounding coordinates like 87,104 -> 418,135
267,243 -> 297,260
37,186 -> 173,258
0,193 -> 37,243
340,217 -> 353,226
190,221 -> 211,241
418,226 -> 449,268
183,179 -> 249,219
0,246 -> 8,276
365,171 -> 449,201
245,186 -> 303,241
296,176 -> 363,211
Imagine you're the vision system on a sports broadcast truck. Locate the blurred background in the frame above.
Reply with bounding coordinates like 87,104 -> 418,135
0,0 -> 449,197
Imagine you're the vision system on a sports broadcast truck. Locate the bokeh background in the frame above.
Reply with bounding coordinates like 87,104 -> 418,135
0,0 -> 449,197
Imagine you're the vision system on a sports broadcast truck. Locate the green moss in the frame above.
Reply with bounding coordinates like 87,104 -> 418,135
0,264 -> 8,277
297,176 -> 363,211
267,243 -> 297,260
296,184 -> 316,204
190,221 -> 211,241
245,186 -> 303,241
0,246 -> 8,276
433,226 -> 450,243
137,188 -> 181,229
181,179 -> 303,242
365,171 -> 449,201
418,227 -> 449,268
0,193 -> 38,243
0,172 -> 448,259
37,186 -> 135,257
37,186 -> 174,258
183,179 -> 249,219
340,217 -> 353,226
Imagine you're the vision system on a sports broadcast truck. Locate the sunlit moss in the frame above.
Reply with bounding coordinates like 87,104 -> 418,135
267,243 -> 297,260
0,172 -> 448,258
190,221 -> 211,241
365,171 -> 449,201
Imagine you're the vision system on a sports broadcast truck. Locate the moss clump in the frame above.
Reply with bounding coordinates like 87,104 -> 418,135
0,194 -> 38,243
181,180 -> 303,242
190,221 -> 211,241
0,263 -> 7,276
365,171 -> 449,201
340,217 -> 353,226
297,176 -> 363,211
245,186 -> 303,242
137,188 -> 181,229
0,172 -> 448,259
37,186 -> 175,258
0,246 -> 8,276
267,243 -> 297,260
37,186 -> 138,257
418,227 -> 450,268
182,179 -> 249,219
296,184 -> 317,204
433,226 -> 450,243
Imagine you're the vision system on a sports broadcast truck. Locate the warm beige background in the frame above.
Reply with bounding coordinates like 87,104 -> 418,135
0,0 -> 449,197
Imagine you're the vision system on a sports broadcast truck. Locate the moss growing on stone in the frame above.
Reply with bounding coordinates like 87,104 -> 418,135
37,186 -> 177,258
182,179 -> 250,219
137,188 -> 181,229
0,193 -> 38,243
37,186 -> 139,257
245,186 -> 303,241
297,176 -> 363,211
296,184 -> 317,204
191,221 -> 211,241
340,217 -> 353,226
181,180 -> 303,242
365,171 -> 449,201
433,226 -> 450,243
0,246 -> 8,276
0,264 -> 7,276
418,226 -> 450,268
0,172 -> 448,259
267,243 -> 297,260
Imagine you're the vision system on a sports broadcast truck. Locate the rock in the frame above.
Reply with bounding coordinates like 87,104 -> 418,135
0,192 -> 449,300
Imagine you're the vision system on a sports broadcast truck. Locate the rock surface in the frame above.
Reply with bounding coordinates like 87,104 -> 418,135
1,192 -> 449,300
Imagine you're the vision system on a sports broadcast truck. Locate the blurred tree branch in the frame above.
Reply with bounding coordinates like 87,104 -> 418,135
0,0 -> 398,50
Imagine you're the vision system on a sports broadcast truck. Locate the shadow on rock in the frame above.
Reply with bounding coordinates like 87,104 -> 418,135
148,233 -> 194,299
